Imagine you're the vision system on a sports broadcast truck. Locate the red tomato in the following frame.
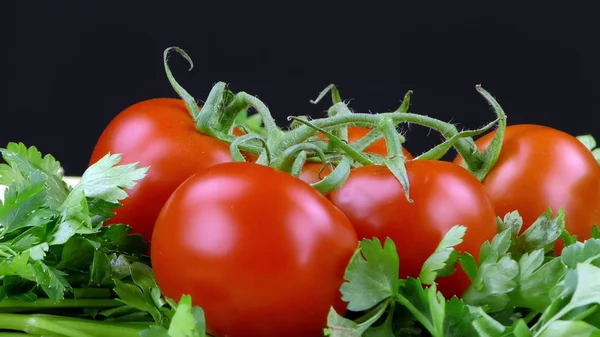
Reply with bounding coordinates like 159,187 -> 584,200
151,162 -> 358,337
299,127 -> 414,185
327,160 -> 498,297
454,124 -> 600,251
89,98 -> 233,243
298,162 -> 333,185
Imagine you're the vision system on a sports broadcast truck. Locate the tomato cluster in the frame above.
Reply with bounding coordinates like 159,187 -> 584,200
89,66 -> 600,336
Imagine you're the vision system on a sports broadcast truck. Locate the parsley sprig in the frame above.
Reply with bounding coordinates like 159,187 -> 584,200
0,143 -> 207,337
325,208 -> 600,336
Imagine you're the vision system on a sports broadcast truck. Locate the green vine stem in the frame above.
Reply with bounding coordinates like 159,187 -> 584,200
379,118 -> 412,202
271,143 -> 328,174
415,118 -> 500,161
288,117 -> 374,166
280,86 -> 507,181
163,47 -> 268,156
220,90 -> 251,133
311,156 -> 353,194
378,118 -> 404,158
291,151 -> 308,177
310,84 -> 342,106
396,90 -> 413,113
327,102 -> 351,149
163,47 -> 225,136
468,85 -> 508,180
163,47 -> 507,182
230,134 -> 271,164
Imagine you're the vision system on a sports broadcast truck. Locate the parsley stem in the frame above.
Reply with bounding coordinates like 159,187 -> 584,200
0,298 -> 121,311
0,313 -> 145,337
394,293 -> 438,337
522,310 -> 539,324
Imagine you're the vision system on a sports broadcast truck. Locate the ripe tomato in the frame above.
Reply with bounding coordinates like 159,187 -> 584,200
454,124 -> 600,251
151,162 -> 358,337
327,160 -> 497,297
299,127 -> 414,185
298,162 -> 333,185
89,98 -> 233,243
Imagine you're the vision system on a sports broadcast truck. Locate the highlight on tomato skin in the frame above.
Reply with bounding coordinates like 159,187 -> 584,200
327,159 -> 498,298
454,124 -> 600,253
88,98 -> 234,243
150,161 -> 359,337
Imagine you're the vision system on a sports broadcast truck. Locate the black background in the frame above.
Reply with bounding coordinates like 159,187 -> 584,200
3,2 -> 599,175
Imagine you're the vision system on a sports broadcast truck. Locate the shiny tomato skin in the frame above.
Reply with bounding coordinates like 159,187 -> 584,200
327,160 -> 498,297
151,162 -> 358,337
454,124 -> 600,251
89,98 -> 233,242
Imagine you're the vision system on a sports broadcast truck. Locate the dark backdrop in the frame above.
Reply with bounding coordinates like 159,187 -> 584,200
3,2 -> 599,175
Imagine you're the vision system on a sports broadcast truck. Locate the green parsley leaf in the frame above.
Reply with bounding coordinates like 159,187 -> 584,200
340,238 -> 400,312
420,225 -> 466,285
72,152 -> 148,205
577,134 -> 600,164
509,250 -> 567,312
538,320 -> 600,337
30,260 -> 70,302
0,143 -> 69,208
141,295 -> 207,337
442,297 -> 481,336
325,300 -> 390,337
462,229 -> 519,312
530,262 -> 600,336
561,239 -> 600,269
0,172 -> 47,235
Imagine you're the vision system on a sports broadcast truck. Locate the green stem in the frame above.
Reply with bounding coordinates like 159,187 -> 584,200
395,293 -> 437,337
0,313 -> 87,337
0,298 -> 121,310
311,156 -> 352,195
272,144 -> 327,174
235,93 -> 281,137
350,128 -> 385,153
469,85 -> 508,180
283,111 -> 479,165
220,93 -> 251,134
522,310 -> 539,324
291,151 -> 308,177
195,82 -> 227,134
396,90 -> 413,113
163,47 -> 227,137
415,118 -> 499,161
309,84 -> 342,105
378,118 -> 403,158
229,134 -> 271,164
287,117 -> 374,166
327,102 -> 351,149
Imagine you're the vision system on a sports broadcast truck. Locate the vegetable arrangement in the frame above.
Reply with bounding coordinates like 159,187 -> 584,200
1,46 -> 600,336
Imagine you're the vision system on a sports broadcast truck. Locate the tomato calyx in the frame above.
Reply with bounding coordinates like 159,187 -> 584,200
453,85 -> 509,181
